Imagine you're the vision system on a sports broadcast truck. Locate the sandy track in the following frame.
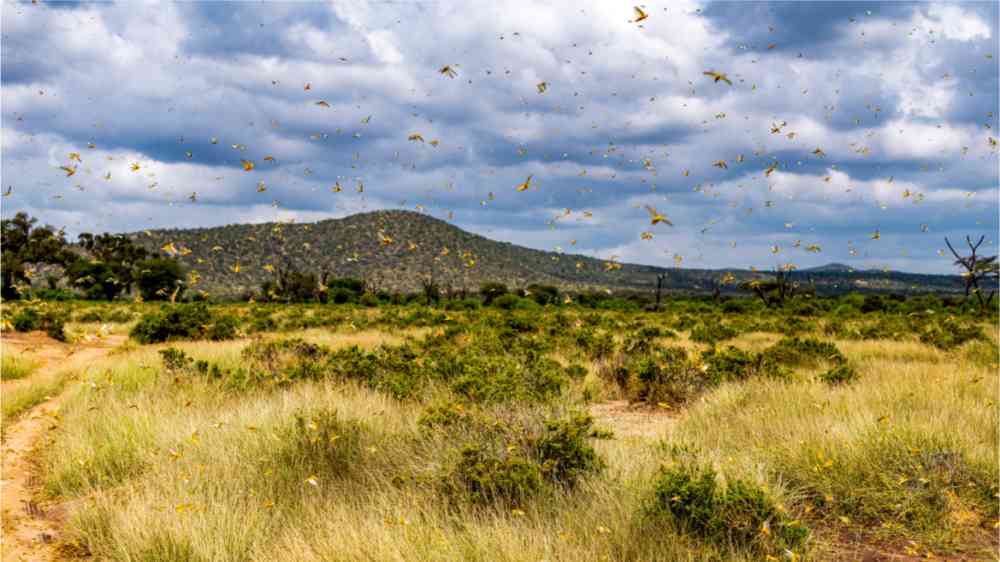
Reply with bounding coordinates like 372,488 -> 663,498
1,334 -> 126,561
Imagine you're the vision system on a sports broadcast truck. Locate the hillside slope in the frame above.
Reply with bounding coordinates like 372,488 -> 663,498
127,210 -> 965,298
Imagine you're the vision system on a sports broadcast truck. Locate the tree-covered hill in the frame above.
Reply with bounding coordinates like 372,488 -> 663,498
126,210 -> 966,298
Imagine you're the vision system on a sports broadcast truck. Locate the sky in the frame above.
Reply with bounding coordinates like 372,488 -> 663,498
2,0 -> 997,274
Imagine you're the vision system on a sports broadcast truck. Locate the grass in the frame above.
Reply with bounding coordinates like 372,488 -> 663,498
18,304 -> 998,561
1,348 -> 41,381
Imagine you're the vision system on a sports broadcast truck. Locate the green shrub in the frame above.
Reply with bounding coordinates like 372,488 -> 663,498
448,353 -> 565,403
159,347 -> 193,373
12,307 -> 68,341
449,445 -> 542,507
533,414 -> 605,486
651,464 -> 809,555
418,401 -> 473,429
632,354 -> 707,406
701,347 -> 760,384
689,321 -> 738,344
130,303 -> 239,344
496,294 -> 540,310
919,317 -> 983,350
442,411 -> 606,508
575,328 -> 616,360
327,344 -> 423,400
12,308 -> 41,332
818,364 -> 858,385
564,363 -> 588,380
43,308 -> 68,341
761,337 -> 845,367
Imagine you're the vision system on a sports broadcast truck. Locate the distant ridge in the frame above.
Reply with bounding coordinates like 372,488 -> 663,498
127,210 -> 966,298
802,263 -> 857,273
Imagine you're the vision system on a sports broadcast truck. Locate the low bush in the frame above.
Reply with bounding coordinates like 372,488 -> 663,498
12,308 -> 41,332
761,337 -> 845,367
689,321 -> 738,345
919,317 -> 983,350
442,411 -> 605,508
492,294 -> 539,310
700,346 -> 790,384
631,350 -> 707,406
534,414 -> 606,486
12,306 -> 68,341
818,364 -> 858,385
449,445 -> 542,507
650,463 -> 809,555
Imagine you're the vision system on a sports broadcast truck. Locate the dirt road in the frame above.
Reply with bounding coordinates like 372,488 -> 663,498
1,333 -> 126,561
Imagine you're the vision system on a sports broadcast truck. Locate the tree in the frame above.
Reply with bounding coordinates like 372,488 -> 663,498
739,267 -> 796,307
65,260 -> 125,300
653,272 -> 667,311
945,235 -> 999,315
1,212 -> 71,299
136,258 -> 186,301
76,233 -> 149,294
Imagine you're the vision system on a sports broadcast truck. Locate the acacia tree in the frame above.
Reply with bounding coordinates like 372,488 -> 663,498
69,233 -> 151,300
1,212 -> 71,299
945,235 -> 999,315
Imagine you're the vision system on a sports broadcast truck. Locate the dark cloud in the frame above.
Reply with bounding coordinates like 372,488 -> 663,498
1,1 -> 996,273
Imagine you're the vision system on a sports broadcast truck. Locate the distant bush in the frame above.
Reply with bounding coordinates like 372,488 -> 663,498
29,288 -> 77,301
328,287 -> 356,304
444,298 -> 481,311
358,293 -> 379,307
479,282 -> 508,305
130,303 -> 239,344
525,284 -> 559,306
492,294 -> 538,310
650,463 -> 809,555
689,321 -> 738,344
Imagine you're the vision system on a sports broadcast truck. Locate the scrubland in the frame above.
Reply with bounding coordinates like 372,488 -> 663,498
1,295 -> 997,561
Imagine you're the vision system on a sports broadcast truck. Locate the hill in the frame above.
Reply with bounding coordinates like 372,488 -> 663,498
126,210 -> 966,298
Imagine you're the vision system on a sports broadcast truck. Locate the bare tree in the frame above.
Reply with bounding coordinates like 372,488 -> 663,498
945,235 -> 999,315
653,272 -> 667,311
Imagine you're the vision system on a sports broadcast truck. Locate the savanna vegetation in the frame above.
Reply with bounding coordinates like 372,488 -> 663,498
2,286 -> 996,561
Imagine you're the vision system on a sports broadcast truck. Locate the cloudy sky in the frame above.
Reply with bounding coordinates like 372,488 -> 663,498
2,1 -> 997,274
